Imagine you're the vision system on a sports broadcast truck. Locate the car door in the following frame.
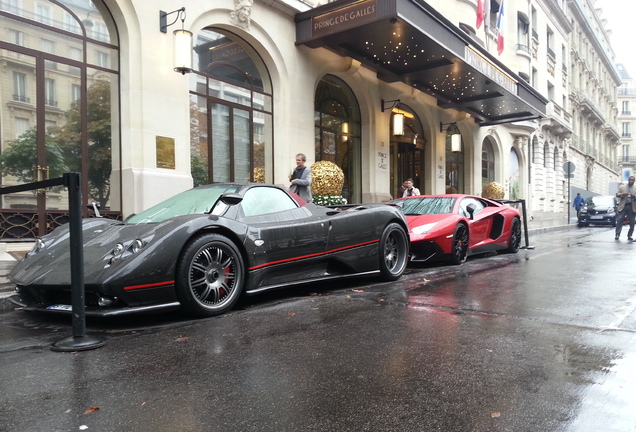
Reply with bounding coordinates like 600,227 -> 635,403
459,197 -> 492,247
238,186 -> 329,276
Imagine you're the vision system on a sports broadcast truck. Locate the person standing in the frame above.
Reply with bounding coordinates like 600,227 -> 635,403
289,153 -> 312,202
615,176 -> 636,240
573,193 -> 585,216
399,178 -> 420,197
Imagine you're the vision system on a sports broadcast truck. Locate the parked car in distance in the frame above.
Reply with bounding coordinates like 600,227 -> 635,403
9,183 -> 409,318
388,194 -> 522,265
577,195 -> 618,227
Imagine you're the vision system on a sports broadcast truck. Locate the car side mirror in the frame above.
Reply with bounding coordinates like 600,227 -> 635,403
466,203 -> 477,219
219,193 -> 243,206
86,202 -> 101,217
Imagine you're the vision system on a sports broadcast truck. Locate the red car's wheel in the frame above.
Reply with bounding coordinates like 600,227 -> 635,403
450,223 -> 468,265
176,234 -> 245,317
506,217 -> 521,253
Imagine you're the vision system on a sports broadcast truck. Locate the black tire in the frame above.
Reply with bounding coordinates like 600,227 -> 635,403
506,217 -> 521,253
175,233 -> 245,317
378,223 -> 409,281
450,223 -> 469,265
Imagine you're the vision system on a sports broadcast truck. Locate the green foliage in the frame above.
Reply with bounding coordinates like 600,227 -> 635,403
312,194 -> 347,206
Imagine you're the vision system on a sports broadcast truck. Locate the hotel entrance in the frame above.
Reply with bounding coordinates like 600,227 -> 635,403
388,105 -> 424,199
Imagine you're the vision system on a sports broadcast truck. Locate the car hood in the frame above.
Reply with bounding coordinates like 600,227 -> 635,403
405,213 -> 460,236
9,215 -> 231,288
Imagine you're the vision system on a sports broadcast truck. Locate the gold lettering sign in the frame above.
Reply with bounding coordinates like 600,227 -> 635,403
312,0 -> 377,38
156,136 -> 175,170
464,46 -> 517,94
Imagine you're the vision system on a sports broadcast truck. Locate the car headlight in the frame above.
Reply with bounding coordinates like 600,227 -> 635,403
411,223 -> 438,235
108,239 -> 145,266
113,243 -> 125,255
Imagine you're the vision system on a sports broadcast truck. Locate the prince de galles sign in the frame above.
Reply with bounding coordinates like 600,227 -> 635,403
312,0 -> 377,37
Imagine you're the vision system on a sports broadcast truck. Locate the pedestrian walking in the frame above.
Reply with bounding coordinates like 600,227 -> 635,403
573,193 -> 585,216
615,176 -> 636,240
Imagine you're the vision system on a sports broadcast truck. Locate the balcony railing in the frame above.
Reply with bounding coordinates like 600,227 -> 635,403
622,133 -> 632,138
12,94 -> 30,103
547,47 -> 556,60
45,99 -> 58,107
622,111 -> 632,115
516,44 -> 530,55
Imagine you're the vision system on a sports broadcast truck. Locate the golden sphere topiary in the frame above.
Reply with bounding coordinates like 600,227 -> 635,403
310,161 -> 344,196
252,167 -> 265,184
482,181 -> 505,199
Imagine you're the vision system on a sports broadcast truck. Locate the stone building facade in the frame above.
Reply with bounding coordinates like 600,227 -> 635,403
0,0 -> 622,238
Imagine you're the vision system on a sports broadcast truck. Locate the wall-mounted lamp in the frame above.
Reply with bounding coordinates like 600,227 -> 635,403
440,122 -> 462,152
382,99 -> 405,136
160,7 -> 193,74
341,122 -> 349,142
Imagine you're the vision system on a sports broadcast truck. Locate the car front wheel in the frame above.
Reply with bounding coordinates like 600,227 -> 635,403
450,223 -> 469,265
378,222 -> 409,281
176,233 -> 245,317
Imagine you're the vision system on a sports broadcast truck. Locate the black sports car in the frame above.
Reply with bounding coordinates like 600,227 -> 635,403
8,183 -> 409,317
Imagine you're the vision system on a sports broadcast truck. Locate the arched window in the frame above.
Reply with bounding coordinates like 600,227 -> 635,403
481,139 -> 495,189
0,0 -> 120,238
553,147 -> 559,170
509,148 -> 520,200
315,75 -> 361,203
190,28 -> 272,186
543,143 -> 550,168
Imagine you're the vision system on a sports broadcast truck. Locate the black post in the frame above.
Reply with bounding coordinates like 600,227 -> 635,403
520,199 -> 532,249
51,173 -> 105,352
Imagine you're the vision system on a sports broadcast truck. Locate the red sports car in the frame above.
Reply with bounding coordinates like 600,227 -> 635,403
389,194 -> 522,264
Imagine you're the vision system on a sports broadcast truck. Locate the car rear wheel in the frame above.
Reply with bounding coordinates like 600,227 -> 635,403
175,233 -> 245,317
450,223 -> 468,265
378,223 -> 409,281
506,217 -> 521,253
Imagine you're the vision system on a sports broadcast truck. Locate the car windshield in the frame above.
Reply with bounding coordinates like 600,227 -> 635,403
393,197 -> 455,215
585,196 -> 615,207
125,185 -> 240,224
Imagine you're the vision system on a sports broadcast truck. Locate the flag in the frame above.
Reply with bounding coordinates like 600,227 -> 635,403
496,0 -> 505,55
477,0 -> 491,29
476,0 -> 484,28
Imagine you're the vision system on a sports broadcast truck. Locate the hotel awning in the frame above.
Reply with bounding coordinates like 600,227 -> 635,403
296,0 -> 547,126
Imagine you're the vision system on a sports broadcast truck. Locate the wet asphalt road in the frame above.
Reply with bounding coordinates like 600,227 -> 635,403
1,226 -> 636,432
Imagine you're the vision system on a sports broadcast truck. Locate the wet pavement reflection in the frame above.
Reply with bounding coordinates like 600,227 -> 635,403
1,227 -> 636,431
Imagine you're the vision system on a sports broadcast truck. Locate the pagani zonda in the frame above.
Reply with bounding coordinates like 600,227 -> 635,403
9,183 -> 409,317
389,194 -> 522,264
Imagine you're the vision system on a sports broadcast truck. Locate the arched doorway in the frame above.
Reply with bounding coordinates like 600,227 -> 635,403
189,28 -> 273,185
389,104 -> 424,199
0,0 -> 120,238
314,75 -> 361,203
